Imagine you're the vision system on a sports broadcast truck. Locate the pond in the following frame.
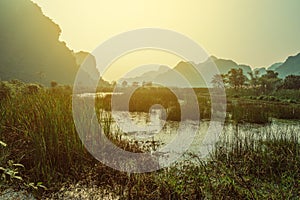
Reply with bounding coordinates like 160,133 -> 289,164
78,92 -> 123,98
99,109 -> 300,165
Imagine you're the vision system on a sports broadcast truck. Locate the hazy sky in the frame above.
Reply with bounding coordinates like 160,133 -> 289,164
31,0 -> 300,80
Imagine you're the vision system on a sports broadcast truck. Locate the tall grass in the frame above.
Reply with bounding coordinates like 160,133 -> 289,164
228,100 -> 270,123
0,81 -> 299,199
0,83 -> 148,193
0,89 -> 93,185
227,98 -> 300,124
210,125 -> 300,199
101,125 -> 300,199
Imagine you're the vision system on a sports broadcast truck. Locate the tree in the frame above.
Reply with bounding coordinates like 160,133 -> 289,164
121,81 -> 128,87
227,68 -> 247,89
132,82 -> 139,87
259,70 -> 281,93
248,70 -> 260,88
0,82 -> 10,100
50,81 -> 58,88
281,75 -> 300,89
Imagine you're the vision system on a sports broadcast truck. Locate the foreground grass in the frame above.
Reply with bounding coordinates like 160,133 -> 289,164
96,125 -> 299,199
0,81 -> 299,199
0,83 -> 143,195
0,87 -> 93,187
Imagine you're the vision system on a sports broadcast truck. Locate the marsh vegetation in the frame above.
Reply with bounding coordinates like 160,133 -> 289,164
0,79 -> 300,199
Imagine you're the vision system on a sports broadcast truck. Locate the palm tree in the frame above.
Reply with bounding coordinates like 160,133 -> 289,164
211,74 -> 225,88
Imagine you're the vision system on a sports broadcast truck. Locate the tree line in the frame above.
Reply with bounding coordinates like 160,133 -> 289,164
212,68 -> 300,93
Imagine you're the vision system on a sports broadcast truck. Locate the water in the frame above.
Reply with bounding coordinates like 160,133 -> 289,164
78,92 -> 123,98
102,109 -> 300,165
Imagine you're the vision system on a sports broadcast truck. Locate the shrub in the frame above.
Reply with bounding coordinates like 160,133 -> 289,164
268,96 -> 276,101
24,84 -> 42,95
0,82 -> 10,101
258,95 -> 264,100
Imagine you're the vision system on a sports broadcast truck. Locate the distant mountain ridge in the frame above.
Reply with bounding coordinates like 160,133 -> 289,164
275,53 -> 300,78
253,67 -> 267,76
121,53 -> 300,87
118,65 -> 169,84
268,62 -> 283,71
121,56 -> 252,87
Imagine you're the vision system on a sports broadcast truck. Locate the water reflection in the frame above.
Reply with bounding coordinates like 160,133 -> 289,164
102,110 -> 300,161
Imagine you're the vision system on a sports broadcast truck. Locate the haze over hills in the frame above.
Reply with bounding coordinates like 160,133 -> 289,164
160,57 -> 252,87
251,54 -> 300,78
121,56 -> 253,87
118,65 -> 170,85
252,62 -> 282,77
253,67 -> 267,76
0,0 -> 299,88
268,62 -> 283,71
121,53 -> 300,87
275,53 -> 300,78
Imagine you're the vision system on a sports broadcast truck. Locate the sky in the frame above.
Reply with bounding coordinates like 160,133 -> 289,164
31,0 -> 300,81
